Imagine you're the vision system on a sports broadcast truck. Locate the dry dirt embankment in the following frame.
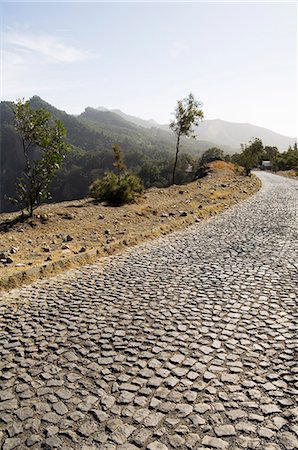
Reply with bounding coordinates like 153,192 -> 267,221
276,169 -> 298,180
0,162 -> 261,291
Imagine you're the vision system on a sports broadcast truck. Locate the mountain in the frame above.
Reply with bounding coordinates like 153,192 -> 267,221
99,107 -> 296,151
0,97 -> 212,213
79,106 -> 215,156
194,119 -> 296,151
97,106 -> 169,131
110,108 -> 164,130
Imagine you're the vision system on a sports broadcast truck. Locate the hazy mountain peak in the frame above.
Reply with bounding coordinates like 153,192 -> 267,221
96,105 -> 109,112
95,106 -> 295,150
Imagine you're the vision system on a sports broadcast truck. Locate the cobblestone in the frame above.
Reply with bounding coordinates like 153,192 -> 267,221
0,173 -> 297,449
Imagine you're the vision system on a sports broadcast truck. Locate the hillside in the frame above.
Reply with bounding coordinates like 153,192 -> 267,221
0,96 -> 213,213
78,106 -> 215,155
100,107 -> 296,151
2,96 -> 294,214
195,119 -> 296,151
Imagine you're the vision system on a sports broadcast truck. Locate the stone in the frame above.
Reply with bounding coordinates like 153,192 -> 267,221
226,409 -> 247,421
221,373 -> 239,383
202,435 -> 229,449
236,422 -> 256,433
214,424 -> 236,436
56,388 -> 73,400
176,403 -> 193,417
279,432 -> 298,449
101,395 -> 116,409
15,407 -> 34,420
8,422 -> 23,437
144,412 -> 165,427
273,416 -> 287,429
117,392 -> 134,404
42,412 -> 61,424
64,234 -> 73,242
168,434 -> 185,447
204,371 -> 216,380
260,404 -> 281,414
133,428 -> 152,446
258,427 -> 275,439
147,442 -> 169,450
194,403 -> 211,414
0,399 -> 18,411
0,390 -> 15,401
110,424 -> 135,444
45,426 -> 59,437
78,421 -> 98,437
63,351 -> 78,362
26,435 -> 41,446
2,438 -> 21,450
52,401 -> 68,415
44,436 -> 63,448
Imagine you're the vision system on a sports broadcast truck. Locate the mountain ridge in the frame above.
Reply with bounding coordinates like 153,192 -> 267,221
0,96 -> 215,213
97,106 -> 296,151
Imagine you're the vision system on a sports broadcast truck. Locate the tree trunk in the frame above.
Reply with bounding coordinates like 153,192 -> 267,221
172,133 -> 181,185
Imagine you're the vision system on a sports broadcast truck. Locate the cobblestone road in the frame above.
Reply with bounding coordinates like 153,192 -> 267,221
0,172 -> 297,450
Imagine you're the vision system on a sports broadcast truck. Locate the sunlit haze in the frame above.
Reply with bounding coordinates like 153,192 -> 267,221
1,1 -> 297,137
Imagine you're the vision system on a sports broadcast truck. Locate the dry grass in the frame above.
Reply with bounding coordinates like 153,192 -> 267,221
0,162 -> 261,291
276,170 -> 298,180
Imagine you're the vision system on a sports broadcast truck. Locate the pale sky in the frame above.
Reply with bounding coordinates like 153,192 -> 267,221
1,1 -> 297,137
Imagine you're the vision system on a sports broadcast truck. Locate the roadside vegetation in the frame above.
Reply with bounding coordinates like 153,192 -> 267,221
231,139 -> 298,176
90,145 -> 144,205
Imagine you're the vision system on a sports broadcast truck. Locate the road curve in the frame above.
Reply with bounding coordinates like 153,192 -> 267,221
0,172 -> 297,450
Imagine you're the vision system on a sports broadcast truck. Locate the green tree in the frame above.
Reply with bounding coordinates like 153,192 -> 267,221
90,145 -> 143,205
170,93 -> 204,184
200,147 -> 224,165
275,143 -> 298,171
239,138 -> 263,176
113,144 -> 125,180
263,146 -> 279,171
9,99 -> 70,217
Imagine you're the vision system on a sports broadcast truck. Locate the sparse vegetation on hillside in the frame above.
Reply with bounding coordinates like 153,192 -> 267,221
0,97 -> 211,213
1,96 -> 296,216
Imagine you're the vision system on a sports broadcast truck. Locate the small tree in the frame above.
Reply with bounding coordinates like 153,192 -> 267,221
90,145 -> 143,205
9,99 -> 69,216
170,93 -> 204,184
200,147 -> 224,166
239,138 -> 263,176
113,144 -> 125,180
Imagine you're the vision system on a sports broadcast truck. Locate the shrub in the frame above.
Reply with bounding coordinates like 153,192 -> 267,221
90,171 -> 143,205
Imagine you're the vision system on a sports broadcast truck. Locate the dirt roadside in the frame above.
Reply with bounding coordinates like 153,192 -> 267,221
0,162 -> 261,292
